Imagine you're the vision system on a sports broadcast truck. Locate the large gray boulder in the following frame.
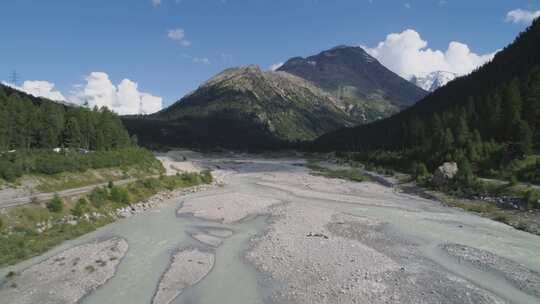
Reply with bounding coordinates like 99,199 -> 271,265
431,162 -> 458,186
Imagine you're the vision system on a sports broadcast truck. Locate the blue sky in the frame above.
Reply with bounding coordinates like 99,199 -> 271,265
0,0 -> 538,112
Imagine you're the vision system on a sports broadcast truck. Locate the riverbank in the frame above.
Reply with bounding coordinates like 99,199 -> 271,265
310,157 -> 540,236
0,170 -> 213,267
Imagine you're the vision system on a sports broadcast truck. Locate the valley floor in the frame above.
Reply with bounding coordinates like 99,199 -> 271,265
1,152 -> 540,304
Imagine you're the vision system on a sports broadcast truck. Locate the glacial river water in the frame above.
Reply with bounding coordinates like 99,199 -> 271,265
0,174 -> 274,304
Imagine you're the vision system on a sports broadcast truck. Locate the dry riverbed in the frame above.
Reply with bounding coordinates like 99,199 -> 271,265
1,153 -> 540,304
0,238 -> 128,304
152,249 -> 214,304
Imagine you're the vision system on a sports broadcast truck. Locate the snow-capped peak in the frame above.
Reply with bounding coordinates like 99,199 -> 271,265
410,71 -> 457,92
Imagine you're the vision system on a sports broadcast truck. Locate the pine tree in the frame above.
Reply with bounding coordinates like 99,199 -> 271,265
429,114 -> 444,153
39,102 -> 65,148
486,93 -> 502,140
454,113 -> 471,147
514,120 -> 533,156
409,116 -> 426,148
501,80 -> 522,140
456,157 -> 475,187
442,128 -> 455,153
524,68 -> 540,148
65,117 -> 82,148
0,104 -> 7,150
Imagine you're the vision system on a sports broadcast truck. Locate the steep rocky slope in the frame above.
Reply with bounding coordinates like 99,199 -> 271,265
279,46 -> 428,122
124,66 -> 357,149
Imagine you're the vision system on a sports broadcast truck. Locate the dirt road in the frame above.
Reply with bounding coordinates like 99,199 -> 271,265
0,155 -> 197,209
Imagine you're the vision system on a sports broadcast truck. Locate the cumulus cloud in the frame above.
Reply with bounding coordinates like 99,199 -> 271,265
363,29 -> 496,79
269,62 -> 284,71
151,0 -> 161,7
2,80 -> 66,101
168,28 -> 191,47
70,72 -> 162,115
506,9 -> 540,24
3,73 -> 161,115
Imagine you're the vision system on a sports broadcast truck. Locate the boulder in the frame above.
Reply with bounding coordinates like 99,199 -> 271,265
431,162 -> 458,186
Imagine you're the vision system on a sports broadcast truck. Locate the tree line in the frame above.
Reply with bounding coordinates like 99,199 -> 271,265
0,84 -> 132,151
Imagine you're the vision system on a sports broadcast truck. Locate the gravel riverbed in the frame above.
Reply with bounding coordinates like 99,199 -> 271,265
1,153 -> 540,304
0,238 -> 128,304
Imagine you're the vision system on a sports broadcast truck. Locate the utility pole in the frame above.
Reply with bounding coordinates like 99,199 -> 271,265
9,70 -> 20,86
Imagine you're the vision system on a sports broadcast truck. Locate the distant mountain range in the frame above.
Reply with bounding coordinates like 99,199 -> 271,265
125,46 -> 426,149
410,71 -> 457,92
123,65 -> 358,149
279,46 -> 427,122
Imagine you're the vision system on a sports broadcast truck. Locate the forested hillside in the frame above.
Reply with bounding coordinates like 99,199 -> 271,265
0,84 -> 160,182
0,84 -> 132,151
314,19 -> 540,182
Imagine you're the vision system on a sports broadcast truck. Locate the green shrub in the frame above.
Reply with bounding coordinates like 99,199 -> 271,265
107,181 -> 114,189
0,217 -> 4,230
413,162 -> 430,184
509,175 -> 518,186
89,187 -> 109,208
110,187 -> 129,204
524,190 -> 540,210
492,212 -> 510,224
0,160 -> 22,182
46,195 -> 64,213
201,170 -> 213,183
141,178 -> 161,191
71,198 -> 91,217
179,172 -> 201,185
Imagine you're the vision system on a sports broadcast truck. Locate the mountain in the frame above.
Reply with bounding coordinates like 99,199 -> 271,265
313,19 -> 540,172
123,65 -> 357,150
278,46 -> 428,122
410,71 -> 457,92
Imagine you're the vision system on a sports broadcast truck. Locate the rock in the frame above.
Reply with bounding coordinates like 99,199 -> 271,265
431,162 -> 458,186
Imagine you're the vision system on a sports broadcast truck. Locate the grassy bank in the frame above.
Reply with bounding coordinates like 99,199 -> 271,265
0,171 -> 212,267
0,147 -> 163,183
306,160 -> 369,182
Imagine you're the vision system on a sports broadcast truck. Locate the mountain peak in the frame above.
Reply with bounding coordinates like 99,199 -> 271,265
410,71 -> 457,92
278,45 -> 427,123
199,65 -> 264,89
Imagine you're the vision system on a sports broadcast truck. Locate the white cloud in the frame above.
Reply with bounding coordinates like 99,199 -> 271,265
3,73 -> 161,115
363,29 -> 496,79
167,28 -> 191,47
269,62 -> 284,71
193,57 -> 211,65
70,72 -> 162,115
506,9 -> 540,24
404,3 -> 411,9
2,80 -> 66,101
152,0 -> 161,7
168,28 -> 185,41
